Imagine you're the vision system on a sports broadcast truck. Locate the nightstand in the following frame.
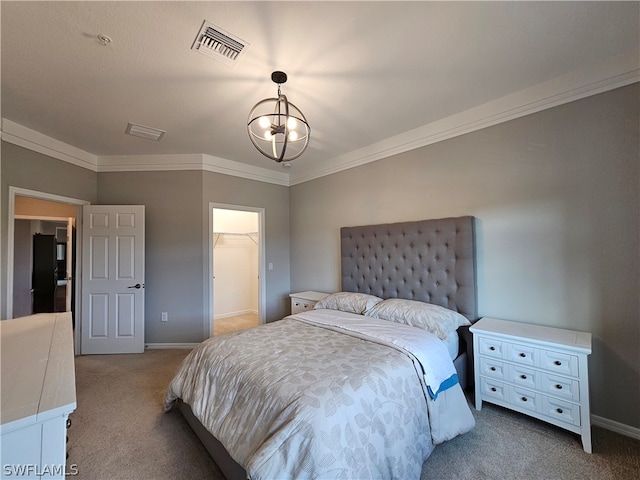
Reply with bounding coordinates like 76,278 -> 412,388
289,291 -> 329,314
470,317 -> 592,453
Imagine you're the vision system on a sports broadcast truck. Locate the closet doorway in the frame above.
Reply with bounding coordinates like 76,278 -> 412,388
210,204 -> 265,337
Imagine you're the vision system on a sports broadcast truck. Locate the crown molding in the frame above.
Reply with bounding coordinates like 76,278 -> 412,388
289,49 -> 640,185
1,119 -> 99,171
97,153 -> 289,186
3,49 -> 638,187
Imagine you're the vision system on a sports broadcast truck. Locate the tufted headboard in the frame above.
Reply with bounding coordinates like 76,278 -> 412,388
340,216 -> 478,322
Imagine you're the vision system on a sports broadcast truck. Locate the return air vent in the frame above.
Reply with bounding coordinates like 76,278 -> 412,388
125,123 -> 165,141
191,20 -> 248,66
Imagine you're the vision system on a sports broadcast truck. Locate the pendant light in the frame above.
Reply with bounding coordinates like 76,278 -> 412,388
247,71 -> 310,163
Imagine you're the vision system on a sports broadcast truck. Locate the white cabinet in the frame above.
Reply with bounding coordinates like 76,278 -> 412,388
470,317 -> 592,453
1,313 -> 77,478
289,291 -> 329,314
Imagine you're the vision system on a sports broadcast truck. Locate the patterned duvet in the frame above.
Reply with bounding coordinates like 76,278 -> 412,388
164,309 -> 475,479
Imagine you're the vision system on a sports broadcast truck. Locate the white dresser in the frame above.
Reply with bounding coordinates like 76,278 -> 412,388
1,313 -> 77,479
470,317 -> 592,453
289,291 -> 329,314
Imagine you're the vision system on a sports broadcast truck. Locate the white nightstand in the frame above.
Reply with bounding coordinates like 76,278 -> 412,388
289,291 -> 329,314
470,317 -> 592,453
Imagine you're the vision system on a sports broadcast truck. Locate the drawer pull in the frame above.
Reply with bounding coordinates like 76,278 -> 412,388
519,352 -> 526,358
521,397 -> 528,402
556,408 -> 564,414
490,367 -> 496,371
554,360 -> 562,366
490,387 -> 497,392
520,374 -> 527,380
489,346 -> 496,351
555,384 -> 563,390
66,418 -> 72,429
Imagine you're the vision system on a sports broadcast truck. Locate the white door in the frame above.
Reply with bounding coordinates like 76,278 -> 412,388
81,205 -> 145,354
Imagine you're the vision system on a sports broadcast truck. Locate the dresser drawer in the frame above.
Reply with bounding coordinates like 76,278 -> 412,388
541,373 -> 580,402
291,299 -> 315,314
479,377 -> 508,403
511,385 -> 541,414
478,336 -> 505,359
479,357 -> 507,380
509,364 -> 538,390
506,343 -> 537,367
540,349 -> 578,377
542,396 -> 581,427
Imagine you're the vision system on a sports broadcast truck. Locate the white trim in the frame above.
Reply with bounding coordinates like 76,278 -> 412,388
213,309 -> 258,320
144,343 -> 198,350
202,154 -> 289,186
592,414 -> 640,441
209,203 -> 266,339
15,215 -> 72,222
97,153 -> 290,186
1,119 -> 98,171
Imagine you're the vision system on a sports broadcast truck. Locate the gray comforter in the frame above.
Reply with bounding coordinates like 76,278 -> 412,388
165,309 -> 475,479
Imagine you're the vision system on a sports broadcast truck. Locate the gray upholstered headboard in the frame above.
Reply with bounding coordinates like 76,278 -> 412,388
340,216 -> 478,322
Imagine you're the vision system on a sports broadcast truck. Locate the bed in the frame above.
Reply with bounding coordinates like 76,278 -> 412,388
165,216 -> 478,480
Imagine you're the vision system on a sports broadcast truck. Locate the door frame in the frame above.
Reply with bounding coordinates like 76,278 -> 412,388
6,186 -> 89,354
208,202 -> 265,337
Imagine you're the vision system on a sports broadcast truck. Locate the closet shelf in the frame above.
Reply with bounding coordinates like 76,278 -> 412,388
214,232 -> 258,246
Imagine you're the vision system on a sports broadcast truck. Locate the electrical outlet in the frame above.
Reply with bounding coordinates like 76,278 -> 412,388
161,312 -> 168,322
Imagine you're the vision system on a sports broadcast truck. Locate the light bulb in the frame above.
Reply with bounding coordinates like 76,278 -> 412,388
287,117 -> 297,129
288,131 -> 298,141
258,116 -> 271,129
264,131 -> 273,141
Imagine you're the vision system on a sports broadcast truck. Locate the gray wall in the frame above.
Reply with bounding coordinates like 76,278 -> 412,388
289,84 -> 640,429
97,171 -> 206,344
202,172 -> 291,322
97,170 -> 290,344
0,142 -> 98,318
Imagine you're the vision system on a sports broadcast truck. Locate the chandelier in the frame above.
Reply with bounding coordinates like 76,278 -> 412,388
247,71 -> 310,163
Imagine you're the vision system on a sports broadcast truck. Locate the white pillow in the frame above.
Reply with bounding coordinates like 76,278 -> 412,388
365,298 -> 470,340
313,292 -> 383,315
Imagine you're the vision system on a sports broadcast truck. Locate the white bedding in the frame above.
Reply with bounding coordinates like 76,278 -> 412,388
442,329 -> 459,359
165,309 -> 475,479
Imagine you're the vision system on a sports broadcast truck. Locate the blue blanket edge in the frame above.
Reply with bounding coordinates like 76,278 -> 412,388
427,373 -> 459,400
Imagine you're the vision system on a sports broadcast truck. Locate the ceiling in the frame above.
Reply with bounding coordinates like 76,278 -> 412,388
2,1 -> 638,185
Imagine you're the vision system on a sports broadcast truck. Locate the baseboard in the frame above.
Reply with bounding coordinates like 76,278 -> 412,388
214,309 -> 258,320
145,343 -> 199,349
592,414 -> 640,441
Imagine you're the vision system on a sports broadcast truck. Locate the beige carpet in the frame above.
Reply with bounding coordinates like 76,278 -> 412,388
69,349 -> 640,480
213,312 -> 259,336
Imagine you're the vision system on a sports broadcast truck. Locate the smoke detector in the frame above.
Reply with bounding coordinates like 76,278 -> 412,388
191,20 -> 249,66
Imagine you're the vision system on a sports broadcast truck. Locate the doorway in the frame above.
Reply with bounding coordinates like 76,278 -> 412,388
6,186 -> 89,353
14,218 -> 73,317
210,204 -> 265,337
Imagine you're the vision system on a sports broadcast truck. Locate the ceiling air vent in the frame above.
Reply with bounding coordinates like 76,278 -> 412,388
125,123 -> 165,141
191,20 -> 248,66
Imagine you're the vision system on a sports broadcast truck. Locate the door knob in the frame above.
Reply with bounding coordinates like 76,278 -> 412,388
128,284 -> 142,289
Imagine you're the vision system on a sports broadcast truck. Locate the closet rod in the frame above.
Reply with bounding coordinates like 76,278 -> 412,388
213,232 -> 258,246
